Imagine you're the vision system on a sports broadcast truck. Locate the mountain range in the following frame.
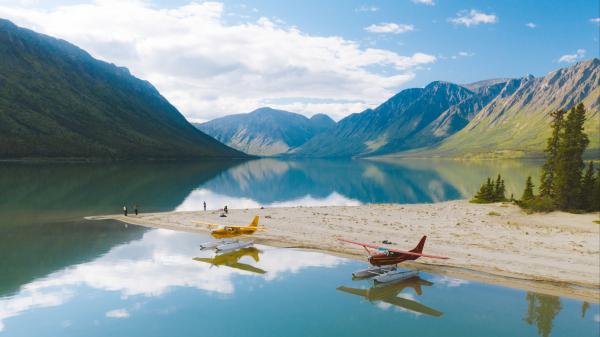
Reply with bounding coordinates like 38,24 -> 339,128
198,59 -> 598,159
427,59 -> 599,158
0,19 -> 244,160
292,59 -> 599,158
1,18 -> 598,160
196,107 -> 336,156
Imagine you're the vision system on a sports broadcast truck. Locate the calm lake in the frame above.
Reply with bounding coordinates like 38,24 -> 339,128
0,159 -> 598,336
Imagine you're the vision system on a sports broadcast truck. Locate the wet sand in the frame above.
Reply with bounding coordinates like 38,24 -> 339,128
87,200 -> 600,302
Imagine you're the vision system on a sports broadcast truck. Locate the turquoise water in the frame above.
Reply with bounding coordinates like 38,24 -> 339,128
1,227 -> 598,337
0,159 -> 598,336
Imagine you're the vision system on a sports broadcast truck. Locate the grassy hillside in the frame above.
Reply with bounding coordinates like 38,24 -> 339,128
408,59 -> 600,159
0,19 -> 244,160
293,80 -> 513,158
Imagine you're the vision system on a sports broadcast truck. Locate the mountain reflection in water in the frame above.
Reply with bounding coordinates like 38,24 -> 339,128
1,159 -> 597,337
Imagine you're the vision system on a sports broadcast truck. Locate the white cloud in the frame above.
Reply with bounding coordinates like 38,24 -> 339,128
176,189 -> 361,211
525,22 -> 536,28
106,309 -> 130,318
0,229 -> 346,332
412,0 -> 435,5
355,5 -> 378,12
451,51 -> 474,59
590,18 -> 600,24
558,49 -> 586,63
365,22 -> 415,34
0,289 -> 73,332
433,276 -> 469,287
0,1 -> 436,122
449,9 -> 498,27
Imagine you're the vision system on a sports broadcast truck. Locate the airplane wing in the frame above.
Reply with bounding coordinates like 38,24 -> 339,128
338,238 -> 385,249
336,286 -> 368,297
385,248 -> 449,260
338,238 -> 448,259
193,257 -> 216,264
193,258 -> 266,274
228,262 -> 266,274
382,296 -> 443,317
192,221 -> 220,227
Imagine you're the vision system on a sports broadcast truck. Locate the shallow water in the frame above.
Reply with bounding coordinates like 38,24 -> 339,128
0,159 -> 598,336
1,225 -> 598,337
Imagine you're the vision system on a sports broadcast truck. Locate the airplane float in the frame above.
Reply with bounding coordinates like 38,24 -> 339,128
337,275 -> 443,317
193,247 -> 266,274
193,215 -> 263,253
338,236 -> 449,283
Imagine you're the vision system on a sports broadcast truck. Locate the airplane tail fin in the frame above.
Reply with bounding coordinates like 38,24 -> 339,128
249,249 -> 260,262
249,216 -> 259,228
410,236 -> 427,254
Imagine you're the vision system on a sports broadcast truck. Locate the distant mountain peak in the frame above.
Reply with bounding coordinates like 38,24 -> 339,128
197,108 -> 335,156
310,113 -> 335,123
251,106 -> 277,113
462,78 -> 511,92
425,80 -> 464,90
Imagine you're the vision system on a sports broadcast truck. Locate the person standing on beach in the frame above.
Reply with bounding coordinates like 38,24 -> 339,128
203,201 -> 206,211
123,205 -> 128,216
134,204 -> 138,216
224,205 -> 228,214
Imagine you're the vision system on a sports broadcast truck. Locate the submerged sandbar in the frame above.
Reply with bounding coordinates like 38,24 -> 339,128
87,200 -> 600,302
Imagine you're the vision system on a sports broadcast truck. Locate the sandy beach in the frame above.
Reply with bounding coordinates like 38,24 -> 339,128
87,200 -> 600,302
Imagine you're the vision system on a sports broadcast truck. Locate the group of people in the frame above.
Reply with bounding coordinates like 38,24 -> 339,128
202,201 -> 229,216
122,204 -> 139,216
122,202 -> 232,216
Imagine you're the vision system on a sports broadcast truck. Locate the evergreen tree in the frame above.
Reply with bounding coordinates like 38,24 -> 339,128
472,175 -> 507,203
493,175 -> 506,201
579,162 -> 595,211
484,177 -> 494,201
473,177 -> 494,203
522,176 -> 535,201
539,109 -> 565,198
524,292 -> 562,337
553,104 -> 589,210
592,167 -> 600,212
494,175 -> 502,200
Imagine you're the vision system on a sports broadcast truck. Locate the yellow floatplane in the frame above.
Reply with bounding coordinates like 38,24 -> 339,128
193,216 -> 263,252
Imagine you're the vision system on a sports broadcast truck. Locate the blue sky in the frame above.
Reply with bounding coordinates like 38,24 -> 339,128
189,0 -> 599,84
0,0 -> 598,121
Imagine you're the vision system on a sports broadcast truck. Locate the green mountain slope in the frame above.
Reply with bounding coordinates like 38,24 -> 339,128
0,19 -> 244,159
293,82 -> 483,157
420,58 -> 600,158
196,107 -> 336,156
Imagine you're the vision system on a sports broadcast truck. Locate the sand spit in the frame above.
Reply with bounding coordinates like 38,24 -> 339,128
87,200 -> 600,302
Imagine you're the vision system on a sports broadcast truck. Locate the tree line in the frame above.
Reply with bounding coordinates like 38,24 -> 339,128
472,103 -> 600,212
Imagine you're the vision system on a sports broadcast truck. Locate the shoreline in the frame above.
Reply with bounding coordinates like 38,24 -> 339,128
87,200 -> 600,303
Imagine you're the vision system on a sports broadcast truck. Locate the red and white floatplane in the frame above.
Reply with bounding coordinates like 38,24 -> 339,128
338,236 -> 449,283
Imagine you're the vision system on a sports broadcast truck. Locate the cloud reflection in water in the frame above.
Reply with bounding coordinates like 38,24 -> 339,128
176,189 -> 361,211
0,228 -> 345,331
